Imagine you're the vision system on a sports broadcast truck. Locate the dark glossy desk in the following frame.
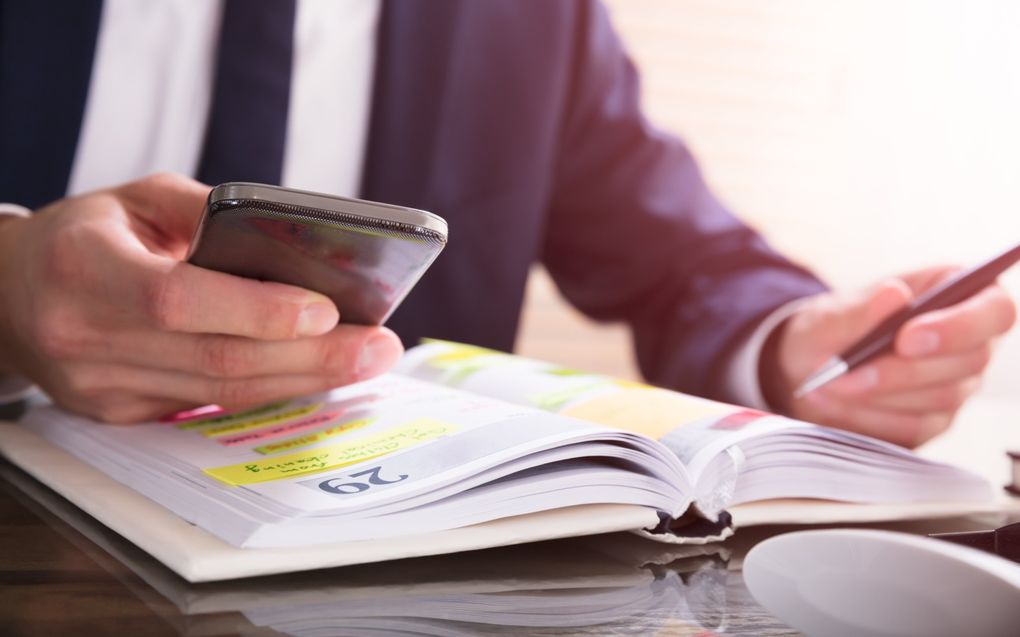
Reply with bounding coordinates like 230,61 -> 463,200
0,459 -> 1010,637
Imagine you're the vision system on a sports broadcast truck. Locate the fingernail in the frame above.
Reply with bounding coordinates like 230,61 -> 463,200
901,330 -> 940,357
356,333 -> 403,378
831,366 -> 879,394
297,303 -> 338,336
158,404 -> 224,423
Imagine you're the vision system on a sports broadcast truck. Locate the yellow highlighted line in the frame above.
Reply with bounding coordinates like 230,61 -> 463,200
198,404 -> 321,438
204,418 -> 457,486
254,418 -> 373,455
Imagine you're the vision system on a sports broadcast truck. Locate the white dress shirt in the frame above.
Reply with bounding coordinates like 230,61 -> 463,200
69,0 -> 379,198
1,0 -> 795,411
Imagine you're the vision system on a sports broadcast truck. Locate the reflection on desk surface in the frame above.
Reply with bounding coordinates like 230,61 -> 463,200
1,460 -> 1010,637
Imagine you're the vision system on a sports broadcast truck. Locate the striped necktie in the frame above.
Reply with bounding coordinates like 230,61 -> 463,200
196,0 -> 297,186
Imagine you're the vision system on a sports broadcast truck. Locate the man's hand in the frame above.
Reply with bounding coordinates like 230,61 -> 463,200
766,266 -> 1016,447
0,173 -> 403,423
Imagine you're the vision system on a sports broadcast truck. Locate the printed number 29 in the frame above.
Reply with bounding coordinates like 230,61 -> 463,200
319,466 -> 408,495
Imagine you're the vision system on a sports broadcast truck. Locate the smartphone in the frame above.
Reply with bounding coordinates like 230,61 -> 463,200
186,183 -> 448,325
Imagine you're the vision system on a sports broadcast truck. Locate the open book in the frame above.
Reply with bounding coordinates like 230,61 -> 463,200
15,340 -> 997,553
3,455 -> 739,636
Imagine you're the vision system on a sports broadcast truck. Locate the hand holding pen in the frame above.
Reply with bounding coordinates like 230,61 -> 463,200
766,243 -> 1019,448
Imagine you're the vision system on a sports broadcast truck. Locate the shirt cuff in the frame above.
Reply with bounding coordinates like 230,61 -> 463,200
0,203 -> 31,218
0,205 -> 34,407
720,296 -> 817,411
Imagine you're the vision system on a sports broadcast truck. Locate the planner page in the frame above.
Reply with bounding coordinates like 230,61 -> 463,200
396,341 -> 994,511
22,374 -> 693,548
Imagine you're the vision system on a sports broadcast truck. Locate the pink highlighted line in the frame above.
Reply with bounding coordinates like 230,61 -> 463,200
218,411 -> 342,446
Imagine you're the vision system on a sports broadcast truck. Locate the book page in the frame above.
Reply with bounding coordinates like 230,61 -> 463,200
396,341 -> 796,467
397,341 -> 737,439
22,373 -> 691,547
396,341 -> 994,511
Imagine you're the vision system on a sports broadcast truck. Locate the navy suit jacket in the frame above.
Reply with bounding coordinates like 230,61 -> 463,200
0,0 -> 827,401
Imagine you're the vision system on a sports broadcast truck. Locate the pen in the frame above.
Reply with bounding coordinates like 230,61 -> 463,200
794,242 -> 1020,398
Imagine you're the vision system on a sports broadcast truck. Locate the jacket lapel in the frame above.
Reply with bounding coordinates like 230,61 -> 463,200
359,0 -> 461,209
360,0 -> 470,346
0,0 -> 104,209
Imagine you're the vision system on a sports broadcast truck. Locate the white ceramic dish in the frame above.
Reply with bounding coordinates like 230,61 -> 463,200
744,528 -> 1020,637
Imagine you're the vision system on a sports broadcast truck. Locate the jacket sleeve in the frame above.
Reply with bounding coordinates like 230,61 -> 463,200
541,1 -> 828,402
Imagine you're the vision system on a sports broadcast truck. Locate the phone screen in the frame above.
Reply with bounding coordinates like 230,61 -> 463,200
188,198 -> 446,325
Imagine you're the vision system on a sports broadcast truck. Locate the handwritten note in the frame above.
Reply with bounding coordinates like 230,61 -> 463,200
204,419 -> 457,486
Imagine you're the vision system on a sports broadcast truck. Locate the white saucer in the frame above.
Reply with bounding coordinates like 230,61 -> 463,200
744,528 -> 1020,637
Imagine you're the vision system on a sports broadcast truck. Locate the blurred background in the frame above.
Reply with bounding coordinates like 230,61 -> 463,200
519,0 -> 1020,405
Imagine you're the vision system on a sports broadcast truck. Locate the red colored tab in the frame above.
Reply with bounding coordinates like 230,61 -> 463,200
709,409 -> 768,431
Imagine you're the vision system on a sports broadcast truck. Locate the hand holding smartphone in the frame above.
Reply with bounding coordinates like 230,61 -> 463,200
186,183 -> 447,326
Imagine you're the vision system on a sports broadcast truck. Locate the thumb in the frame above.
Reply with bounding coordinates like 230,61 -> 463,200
769,279 -> 911,407
114,173 -> 211,248
829,278 -> 913,351
863,278 -> 913,324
